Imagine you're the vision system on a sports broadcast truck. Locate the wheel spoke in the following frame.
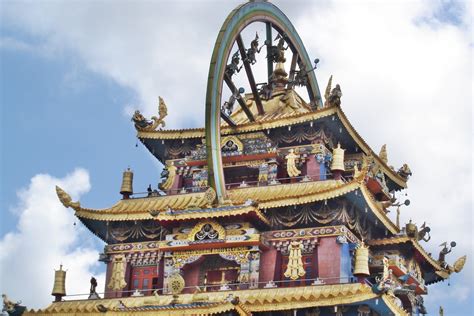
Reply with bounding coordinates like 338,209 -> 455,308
224,74 -> 255,122
288,53 -> 298,89
236,34 -> 264,116
220,110 -> 237,127
266,22 -> 273,80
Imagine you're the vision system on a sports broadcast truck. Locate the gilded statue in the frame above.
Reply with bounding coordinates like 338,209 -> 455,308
397,163 -> 412,180
285,149 -> 301,178
2,294 -> 17,314
328,84 -> 342,107
131,96 -> 167,131
438,241 -> 455,266
56,186 -> 80,209
417,222 -> 431,242
2,294 -> 24,316
160,162 -> 177,191
323,75 -> 342,107
379,144 -> 388,164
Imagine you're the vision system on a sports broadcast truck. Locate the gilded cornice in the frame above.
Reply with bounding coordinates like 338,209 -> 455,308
137,106 -> 338,140
156,205 -> 270,225
228,179 -> 344,205
359,185 -> 400,234
26,284 -> 401,315
67,177 -> 400,235
368,236 -> 446,272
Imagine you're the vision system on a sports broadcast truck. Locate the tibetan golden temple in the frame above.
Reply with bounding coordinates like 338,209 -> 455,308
4,1 -> 466,316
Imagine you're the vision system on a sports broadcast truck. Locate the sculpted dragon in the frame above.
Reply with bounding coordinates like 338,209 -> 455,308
132,96 -> 168,131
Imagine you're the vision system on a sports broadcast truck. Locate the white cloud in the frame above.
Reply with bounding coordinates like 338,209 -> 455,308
0,169 -> 105,309
1,0 -> 472,312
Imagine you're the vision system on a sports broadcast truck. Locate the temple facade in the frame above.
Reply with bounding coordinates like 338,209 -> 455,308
10,1 -> 465,316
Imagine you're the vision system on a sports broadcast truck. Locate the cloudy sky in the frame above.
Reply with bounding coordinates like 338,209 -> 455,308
0,0 -> 472,314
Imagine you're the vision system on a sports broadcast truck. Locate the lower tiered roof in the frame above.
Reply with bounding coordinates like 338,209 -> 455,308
24,284 -> 409,316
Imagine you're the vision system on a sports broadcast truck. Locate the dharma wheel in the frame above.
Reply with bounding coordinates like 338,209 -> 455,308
205,0 -> 323,204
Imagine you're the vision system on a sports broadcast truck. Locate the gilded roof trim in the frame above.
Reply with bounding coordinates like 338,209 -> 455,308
26,284 -> 382,315
156,206 -> 270,226
257,181 -> 359,209
137,106 -> 338,140
68,178 -> 399,234
368,236 -> 446,272
228,179 -> 345,205
334,106 -> 407,188
381,294 -> 410,316
359,185 -> 399,234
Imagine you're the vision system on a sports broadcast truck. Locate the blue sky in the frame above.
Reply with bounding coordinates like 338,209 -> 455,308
1,0 -> 472,314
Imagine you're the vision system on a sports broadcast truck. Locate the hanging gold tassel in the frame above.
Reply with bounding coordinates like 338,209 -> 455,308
107,254 -> 127,291
284,241 -> 306,280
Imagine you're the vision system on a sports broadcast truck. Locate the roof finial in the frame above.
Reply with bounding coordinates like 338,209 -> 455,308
379,144 -> 388,163
324,75 -> 333,107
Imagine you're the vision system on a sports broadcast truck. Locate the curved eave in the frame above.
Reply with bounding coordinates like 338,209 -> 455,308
26,284 -> 408,315
69,177 -> 398,235
155,205 -> 270,226
359,184 -> 400,234
137,105 -> 338,140
335,106 -> 408,189
137,104 -> 407,189
368,236 -> 447,273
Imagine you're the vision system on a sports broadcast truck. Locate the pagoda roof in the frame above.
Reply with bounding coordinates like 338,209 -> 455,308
57,171 -> 400,235
137,104 -> 407,189
24,283 -> 408,316
368,236 -> 451,284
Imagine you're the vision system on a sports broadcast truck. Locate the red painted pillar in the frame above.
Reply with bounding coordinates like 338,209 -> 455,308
259,247 -> 278,284
317,237 -> 341,284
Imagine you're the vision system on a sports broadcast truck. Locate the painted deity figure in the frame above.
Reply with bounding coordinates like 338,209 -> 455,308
258,162 -> 269,183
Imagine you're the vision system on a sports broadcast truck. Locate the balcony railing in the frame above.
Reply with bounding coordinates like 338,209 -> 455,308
56,276 -> 360,301
129,173 -> 347,199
